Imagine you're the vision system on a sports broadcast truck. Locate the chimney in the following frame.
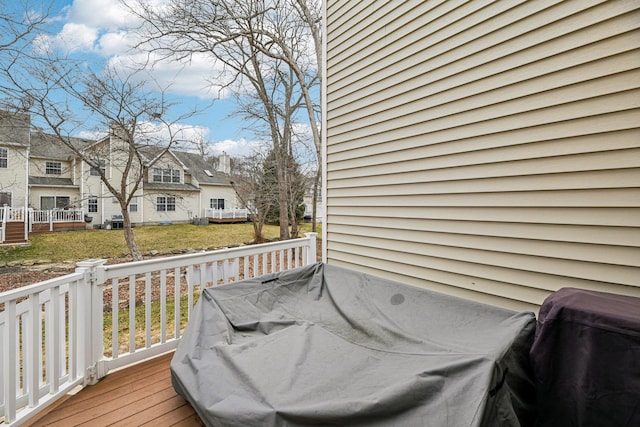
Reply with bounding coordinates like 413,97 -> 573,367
217,152 -> 231,174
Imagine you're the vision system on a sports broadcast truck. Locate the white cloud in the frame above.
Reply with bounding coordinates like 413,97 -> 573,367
97,31 -> 132,56
53,22 -> 99,52
211,138 -> 267,158
107,52 -> 226,99
45,1 -> 242,101
65,0 -> 137,30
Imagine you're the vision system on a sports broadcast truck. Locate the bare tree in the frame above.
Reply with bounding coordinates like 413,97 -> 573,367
10,58 -> 197,260
0,0 -> 52,105
230,153 -> 275,243
126,0 -> 322,234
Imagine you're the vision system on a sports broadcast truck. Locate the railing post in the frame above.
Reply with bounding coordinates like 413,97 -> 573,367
1,204 -> 7,242
75,259 -> 107,386
22,207 -> 28,241
304,232 -> 317,265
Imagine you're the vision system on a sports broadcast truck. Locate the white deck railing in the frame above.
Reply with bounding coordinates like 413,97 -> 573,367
1,207 -> 26,224
0,207 -> 4,242
204,208 -> 248,220
29,209 -> 84,232
0,207 -> 85,242
0,233 -> 317,426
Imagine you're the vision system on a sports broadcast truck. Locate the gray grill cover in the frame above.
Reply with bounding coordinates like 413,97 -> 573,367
171,263 -> 536,426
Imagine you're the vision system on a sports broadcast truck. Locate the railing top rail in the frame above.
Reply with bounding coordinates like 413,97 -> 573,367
0,270 -> 85,304
103,235 -> 313,279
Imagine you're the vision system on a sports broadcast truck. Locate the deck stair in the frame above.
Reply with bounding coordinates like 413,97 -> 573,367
2,222 -> 26,244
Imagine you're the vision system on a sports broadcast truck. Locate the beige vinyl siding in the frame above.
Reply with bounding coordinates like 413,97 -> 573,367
324,0 -> 640,312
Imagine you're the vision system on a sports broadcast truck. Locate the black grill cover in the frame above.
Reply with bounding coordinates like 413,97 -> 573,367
171,263 -> 536,426
530,287 -> 640,426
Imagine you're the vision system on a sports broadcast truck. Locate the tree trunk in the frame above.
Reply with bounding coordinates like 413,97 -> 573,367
122,209 -> 142,261
277,143 -> 290,240
252,216 -> 265,242
312,166 -> 321,232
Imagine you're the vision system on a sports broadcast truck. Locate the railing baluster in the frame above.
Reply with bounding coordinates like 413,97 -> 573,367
145,273 -> 151,348
187,265 -> 195,319
28,293 -> 40,407
212,261 -> 218,286
112,278 -> 119,359
3,300 -> 17,423
222,259 -> 229,284
271,251 -> 276,274
253,254 -> 259,278
128,275 -> 136,353
19,313 -> 27,399
50,286 -> 61,394
199,263 -> 206,289
69,280 -> 78,380
160,270 -> 167,343
174,267 -> 181,339
60,289 -> 67,378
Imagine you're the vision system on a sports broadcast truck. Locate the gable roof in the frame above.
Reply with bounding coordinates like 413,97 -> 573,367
173,151 -> 230,186
0,111 -> 30,145
29,132 -> 94,160
139,144 -> 188,170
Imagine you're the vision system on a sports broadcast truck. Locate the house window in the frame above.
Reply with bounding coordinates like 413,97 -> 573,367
210,198 -> 225,209
156,196 -> 176,212
46,161 -> 62,175
0,192 -> 11,206
41,196 -> 71,210
0,147 -> 7,168
88,198 -> 98,213
129,196 -> 138,213
90,159 -> 106,176
152,168 -> 180,183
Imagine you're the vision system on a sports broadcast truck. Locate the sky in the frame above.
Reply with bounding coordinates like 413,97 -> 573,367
19,0 -> 296,159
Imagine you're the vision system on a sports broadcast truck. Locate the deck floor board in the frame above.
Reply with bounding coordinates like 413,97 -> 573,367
31,352 -> 204,427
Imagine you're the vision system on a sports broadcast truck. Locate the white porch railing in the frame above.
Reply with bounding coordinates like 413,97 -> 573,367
0,206 -> 26,242
0,207 -> 4,242
204,208 -> 248,220
0,207 -> 26,224
0,233 -> 317,426
28,209 -> 84,232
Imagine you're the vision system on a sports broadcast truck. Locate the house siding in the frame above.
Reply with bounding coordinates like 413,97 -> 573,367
199,184 -> 240,216
0,145 -> 28,207
324,0 -> 640,311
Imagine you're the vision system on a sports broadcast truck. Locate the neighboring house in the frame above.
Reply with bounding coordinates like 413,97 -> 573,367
302,176 -> 323,222
29,131 -> 91,213
323,0 -> 640,312
0,111 -> 29,209
0,111 -> 240,227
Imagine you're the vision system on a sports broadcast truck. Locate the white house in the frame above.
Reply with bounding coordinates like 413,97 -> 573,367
323,0 -> 640,312
0,111 -> 241,229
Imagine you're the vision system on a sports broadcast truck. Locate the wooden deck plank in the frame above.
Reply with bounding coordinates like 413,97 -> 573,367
76,387 -> 178,426
30,351 -> 203,427
143,405 -> 205,426
33,370 -> 170,424
109,395 -> 195,426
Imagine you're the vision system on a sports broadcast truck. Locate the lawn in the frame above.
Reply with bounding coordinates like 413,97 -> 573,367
0,222 -> 320,263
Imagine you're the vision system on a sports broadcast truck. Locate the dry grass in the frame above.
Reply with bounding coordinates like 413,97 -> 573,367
0,223 -> 319,263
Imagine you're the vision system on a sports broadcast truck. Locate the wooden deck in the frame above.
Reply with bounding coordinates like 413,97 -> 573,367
30,352 -> 204,426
